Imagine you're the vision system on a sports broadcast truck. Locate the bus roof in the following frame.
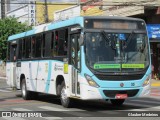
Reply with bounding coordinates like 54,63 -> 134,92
8,16 -> 84,41
8,16 -> 144,41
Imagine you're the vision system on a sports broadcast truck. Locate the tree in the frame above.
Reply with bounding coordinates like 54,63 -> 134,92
0,17 -> 32,61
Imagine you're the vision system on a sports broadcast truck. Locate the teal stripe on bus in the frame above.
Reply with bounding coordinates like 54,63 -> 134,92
8,29 -> 36,41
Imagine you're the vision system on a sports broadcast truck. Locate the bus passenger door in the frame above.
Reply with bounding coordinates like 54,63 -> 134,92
10,43 -> 17,89
70,34 -> 81,97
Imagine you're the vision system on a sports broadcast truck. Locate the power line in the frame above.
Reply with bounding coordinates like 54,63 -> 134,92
0,2 -> 159,6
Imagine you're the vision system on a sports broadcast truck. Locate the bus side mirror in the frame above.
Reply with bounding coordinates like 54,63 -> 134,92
78,34 -> 84,46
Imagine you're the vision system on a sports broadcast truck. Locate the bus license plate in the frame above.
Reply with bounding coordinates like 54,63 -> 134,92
115,94 -> 128,99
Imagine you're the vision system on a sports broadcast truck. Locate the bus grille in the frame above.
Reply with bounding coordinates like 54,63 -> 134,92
103,89 -> 139,98
95,74 -> 143,81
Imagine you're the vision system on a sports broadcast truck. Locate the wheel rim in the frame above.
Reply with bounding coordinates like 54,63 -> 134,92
61,87 -> 68,104
22,82 -> 26,97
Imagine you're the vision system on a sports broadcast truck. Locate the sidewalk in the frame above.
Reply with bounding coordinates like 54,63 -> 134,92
0,65 -> 6,79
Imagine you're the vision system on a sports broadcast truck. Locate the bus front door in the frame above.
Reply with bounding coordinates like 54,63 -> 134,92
70,34 -> 81,97
10,44 -> 17,89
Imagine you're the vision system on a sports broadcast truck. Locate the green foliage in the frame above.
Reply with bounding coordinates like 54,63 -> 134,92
0,17 -> 32,61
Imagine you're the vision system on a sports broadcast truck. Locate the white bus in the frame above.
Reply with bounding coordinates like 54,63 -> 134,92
6,16 -> 151,107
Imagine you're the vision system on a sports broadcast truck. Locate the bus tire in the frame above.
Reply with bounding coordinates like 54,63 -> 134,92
21,79 -> 31,100
60,81 -> 72,108
30,92 -> 39,100
110,99 -> 125,106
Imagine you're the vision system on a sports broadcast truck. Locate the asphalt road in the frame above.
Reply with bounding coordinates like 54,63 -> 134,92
0,78 -> 160,120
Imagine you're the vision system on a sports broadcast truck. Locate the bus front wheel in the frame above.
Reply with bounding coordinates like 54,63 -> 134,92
60,82 -> 72,108
110,99 -> 125,106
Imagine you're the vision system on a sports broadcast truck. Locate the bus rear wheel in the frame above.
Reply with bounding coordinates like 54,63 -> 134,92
60,82 -> 72,108
21,79 -> 31,100
110,99 -> 125,106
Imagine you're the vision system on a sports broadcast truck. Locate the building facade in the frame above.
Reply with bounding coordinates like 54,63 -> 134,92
6,0 -> 75,25
6,0 -> 36,25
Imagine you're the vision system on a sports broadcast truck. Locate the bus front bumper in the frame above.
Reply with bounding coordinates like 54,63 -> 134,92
80,83 -> 151,100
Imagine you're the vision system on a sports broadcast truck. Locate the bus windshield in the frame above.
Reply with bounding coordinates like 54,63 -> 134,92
85,32 -> 150,73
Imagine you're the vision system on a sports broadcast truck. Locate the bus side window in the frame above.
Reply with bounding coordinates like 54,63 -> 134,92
54,31 -> 58,56
35,35 -> 42,58
45,32 -> 52,57
51,32 -> 54,57
54,29 -> 68,56
7,42 -> 11,61
42,34 -> 45,57
26,37 -> 31,58
22,39 -> 26,59
18,39 -> 23,59
10,44 -> 17,62
31,36 -> 36,58
64,30 -> 68,56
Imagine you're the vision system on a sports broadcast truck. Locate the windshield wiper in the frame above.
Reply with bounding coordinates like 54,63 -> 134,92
101,30 -> 116,50
123,31 -> 134,49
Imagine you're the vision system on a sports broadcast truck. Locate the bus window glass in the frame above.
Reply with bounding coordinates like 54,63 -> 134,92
54,31 -> 58,56
45,32 -> 52,57
22,39 -> 26,59
18,39 -> 23,59
42,34 -> 45,57
85,32 -> 149,72
10,44 -> 17,62
7,42 -> 10,61
35,35 -> 42,58
31,36 -> 35,58
51,32 -> 54,57
26,37 -> 31,58
54,30 -> 68,56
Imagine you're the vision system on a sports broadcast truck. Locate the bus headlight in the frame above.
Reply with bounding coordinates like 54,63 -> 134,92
84,74 -> 99,88
143,76 -> 151,87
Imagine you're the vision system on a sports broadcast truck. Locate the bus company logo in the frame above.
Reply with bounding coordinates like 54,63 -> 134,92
54,64 -> 63,71
120,83 -> 124,87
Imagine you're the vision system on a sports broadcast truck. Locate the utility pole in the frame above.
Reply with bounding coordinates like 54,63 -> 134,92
44,0 -> 49,23
1,0 -> 5,19
77,0 -> 80,6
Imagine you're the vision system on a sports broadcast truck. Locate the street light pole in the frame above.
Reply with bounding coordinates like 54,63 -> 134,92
1,0 -> 5,19
77,0 -> 80,6
44,0 -> 49,23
